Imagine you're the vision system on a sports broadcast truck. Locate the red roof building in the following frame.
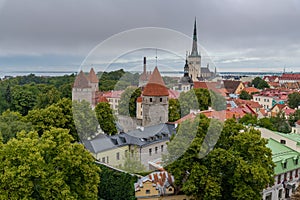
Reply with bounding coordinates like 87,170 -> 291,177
143,67 -> 169,96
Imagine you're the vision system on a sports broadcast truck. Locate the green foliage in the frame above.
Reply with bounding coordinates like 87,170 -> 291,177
179,88 -> 211,116
0,110 -> 32,143
118,87 -> 141,117
166,117 -> 274,200
270,112 -> 291,133
251,77 -> 269,89
72,101 -> 98,140
239,90 -> 252,100
0,128 -> 100,199
289,110 -> 300,126
98,69 -> 139,91
11,84 -> 37,115
25,104 -> 68,136
258,118 -> 274,130
168,99 -> 181,122
288,92 -> 300,109
95,102 -> 117,135
239,114 -> 257,126
98,164 -> 137,200
210,90 -> 226,111
35,86 -> 62,109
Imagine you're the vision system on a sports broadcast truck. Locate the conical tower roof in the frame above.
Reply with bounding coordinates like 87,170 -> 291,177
73,71 -> 90,88
88,68 -> 99,83
143,67 -> 169,96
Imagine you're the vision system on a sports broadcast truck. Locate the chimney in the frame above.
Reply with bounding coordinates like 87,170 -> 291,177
143,57 -> 146,74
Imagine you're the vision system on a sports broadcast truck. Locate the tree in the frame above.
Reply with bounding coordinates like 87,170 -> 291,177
72,100 -> 98,140
168,99 -> 181,122
288,92 -> 300,109
95,102 -> 117,135
289,110 -> 300,126
11,85 -> 37,115
0,110 -> 32,143
118,87 -> 141,117
239,114 -> 257,126
179,88 -> 211,116
239,90 -> 252,100
258,117 -> 274,130
0,128 -> 100,199
165,117 -> 274,200
25,104 -> 68,136
210,90 -> 226,111
251,77 -> 269,89
35,87 -> 62,109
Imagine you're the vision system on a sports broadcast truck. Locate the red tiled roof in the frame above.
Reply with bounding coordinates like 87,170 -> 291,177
73,71 -> 91,88
143,67 -> 168,96
243,87 -> 260,94
88,68 -> 99,83
103,90 -> 124,98
281,73 -> 300,80
98,96 -> 109,103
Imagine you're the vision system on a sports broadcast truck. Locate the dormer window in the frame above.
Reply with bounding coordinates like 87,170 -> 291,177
283,161 -> 287,169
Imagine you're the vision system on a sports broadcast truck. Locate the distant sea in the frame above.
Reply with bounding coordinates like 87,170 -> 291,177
0,70 -> 290,79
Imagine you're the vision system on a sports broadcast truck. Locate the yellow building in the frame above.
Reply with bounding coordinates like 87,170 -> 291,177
135,171 -> 191,200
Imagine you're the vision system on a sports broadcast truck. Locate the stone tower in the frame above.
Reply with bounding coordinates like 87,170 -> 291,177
72,68 -> 99,107
142,67 -> 169,127
187,18 -> 201,81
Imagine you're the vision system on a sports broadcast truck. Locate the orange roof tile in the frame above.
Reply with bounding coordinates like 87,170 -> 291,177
98,96 -> 109,103
243,87 -> 260,94
143,67 -> 168,96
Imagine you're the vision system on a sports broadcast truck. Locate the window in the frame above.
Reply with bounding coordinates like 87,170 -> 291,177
106,156 -> 109,163
295,159 -> 299,165
155,147 -> 158,154
146,189 -> 150,194
161,145 -> 164,152
149,148 -> 152,156
265,193 -> 272,200
284,173 -> 287,181
296,169 -> 299,178
160,98 -> 162,102
278,189 -> 282,199
278,174 -> 281,184
280,140 -> 286,144
116,152 -> 120,160
102,157 -> 105,163
290,171 -> 293,180
168,188 -> 173,192
283,162 -> 287,169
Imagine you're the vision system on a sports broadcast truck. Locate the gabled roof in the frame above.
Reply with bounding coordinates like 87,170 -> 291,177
243,87 -> 260,94
223,80 -> 242,94
88,68 -> 99,83
143,67 -> 169,96
73,70 -> 91,88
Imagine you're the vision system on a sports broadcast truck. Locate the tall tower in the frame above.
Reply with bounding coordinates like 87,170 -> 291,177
72,68 -> 99,107
187,18 -> 201,81
142,67 -> 169,127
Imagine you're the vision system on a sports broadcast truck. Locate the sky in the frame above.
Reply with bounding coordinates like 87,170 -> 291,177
0,0 -> 300,74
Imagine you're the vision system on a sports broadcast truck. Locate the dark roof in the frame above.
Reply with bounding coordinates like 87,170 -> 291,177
83,123 -> 176,153
223,80 -> 242,94
201,67 -> 212,73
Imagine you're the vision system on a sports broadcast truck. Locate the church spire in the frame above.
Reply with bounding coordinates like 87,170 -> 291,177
191,18 -> 198,56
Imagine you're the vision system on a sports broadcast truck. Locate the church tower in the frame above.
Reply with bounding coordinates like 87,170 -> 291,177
187,18 -> 201,81
142,67 -> 169,127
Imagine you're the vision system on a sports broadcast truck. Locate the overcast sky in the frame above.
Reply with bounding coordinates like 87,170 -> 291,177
0,0 -> 300,73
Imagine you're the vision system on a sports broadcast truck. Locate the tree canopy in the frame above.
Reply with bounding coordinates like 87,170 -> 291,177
288,92 -> 300,109
95,102 -> 117,135
0,128 -> 100,199
118,86 -> 141,117
239,90 -> 252,100
165,117 -> 274,200
251,77 -> 269,89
